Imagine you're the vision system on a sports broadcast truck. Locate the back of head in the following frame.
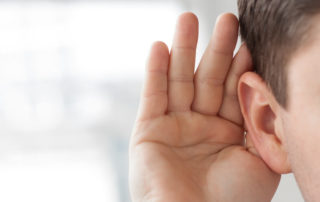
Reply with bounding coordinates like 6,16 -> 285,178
238,0 -> 320,108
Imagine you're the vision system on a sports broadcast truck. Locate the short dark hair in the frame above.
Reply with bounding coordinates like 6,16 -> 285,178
237,0 -> 320,109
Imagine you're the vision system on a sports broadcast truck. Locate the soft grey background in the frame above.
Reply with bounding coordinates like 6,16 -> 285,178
0,0 -> 303,202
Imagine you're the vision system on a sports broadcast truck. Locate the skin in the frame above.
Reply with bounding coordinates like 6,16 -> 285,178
236,15 -> 320,202
129,12 -> 280,202
279,34 -> 320,201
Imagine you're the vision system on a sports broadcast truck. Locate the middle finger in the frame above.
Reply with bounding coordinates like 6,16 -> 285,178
192,13 -> 239,116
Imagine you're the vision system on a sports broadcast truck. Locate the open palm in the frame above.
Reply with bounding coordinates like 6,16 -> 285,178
129,12 -> 280,202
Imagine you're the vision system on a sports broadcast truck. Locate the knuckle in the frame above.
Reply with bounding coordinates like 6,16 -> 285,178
169,75 -> 194,83
224,91 -> 238,101
196,75 -> 225,86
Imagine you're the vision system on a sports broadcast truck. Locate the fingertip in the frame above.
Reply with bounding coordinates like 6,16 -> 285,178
144,41 -> 170,78
215,13 -> 239,38
216,12 -> 239,29
238,43 -> 253,70
150,41 -> 169,54
171,11 -> 200,51
178,11 -> 199,25
212,13 -> 239,54
149,41 -> 169,63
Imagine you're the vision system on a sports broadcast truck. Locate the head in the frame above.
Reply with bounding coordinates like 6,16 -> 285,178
237,0 -> 320,201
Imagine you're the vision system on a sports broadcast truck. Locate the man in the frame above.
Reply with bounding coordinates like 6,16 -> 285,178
129,0 -> 320,201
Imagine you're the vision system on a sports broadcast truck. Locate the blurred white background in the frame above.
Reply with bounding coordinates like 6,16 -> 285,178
0,0 -> 303,202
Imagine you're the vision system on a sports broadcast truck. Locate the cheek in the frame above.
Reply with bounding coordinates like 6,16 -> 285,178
283,104 -> 320,189
285,84 -> 320,150
285,104 -> 320,156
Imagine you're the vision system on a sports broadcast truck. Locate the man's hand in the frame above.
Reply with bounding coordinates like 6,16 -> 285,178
129,12 -> 280,202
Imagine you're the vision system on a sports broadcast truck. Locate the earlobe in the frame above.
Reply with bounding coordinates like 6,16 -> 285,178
238,72 -> 292,174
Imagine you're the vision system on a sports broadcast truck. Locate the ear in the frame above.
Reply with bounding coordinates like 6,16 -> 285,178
237,71 -> 291,174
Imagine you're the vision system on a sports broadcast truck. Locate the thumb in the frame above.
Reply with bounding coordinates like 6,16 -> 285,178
245,132 -> 260,158
244,122 -> 261,158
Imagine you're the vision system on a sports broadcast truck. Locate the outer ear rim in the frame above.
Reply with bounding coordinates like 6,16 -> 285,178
237,71 -> 292,174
